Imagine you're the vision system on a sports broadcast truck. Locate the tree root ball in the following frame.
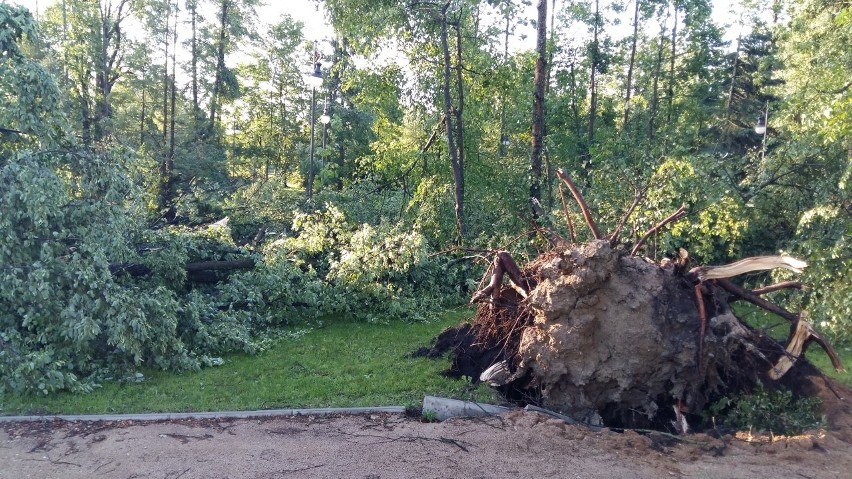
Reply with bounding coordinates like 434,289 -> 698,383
425,240 -> 850,432
518,240 -> 707,426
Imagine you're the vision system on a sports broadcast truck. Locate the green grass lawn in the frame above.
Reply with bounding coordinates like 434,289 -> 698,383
3,304 -> 848,417
0,308 -> 496,416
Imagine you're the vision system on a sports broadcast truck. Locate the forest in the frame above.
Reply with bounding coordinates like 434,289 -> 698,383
0,0 -> 849,397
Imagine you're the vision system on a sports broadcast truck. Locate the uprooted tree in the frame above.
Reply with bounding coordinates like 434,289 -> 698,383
426,168 -> 849,435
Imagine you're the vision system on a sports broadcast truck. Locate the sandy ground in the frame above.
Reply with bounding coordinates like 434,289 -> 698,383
2,410 -> 850,479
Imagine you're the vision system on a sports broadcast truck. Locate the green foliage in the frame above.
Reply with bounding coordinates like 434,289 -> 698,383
631,158 -> 749,263
4,0 -> 852,399
0,4 -> 69,151
0,148 -> 192,395
709,386 -> 826,435
221,202 -> 462,325
784,205 -> 852,345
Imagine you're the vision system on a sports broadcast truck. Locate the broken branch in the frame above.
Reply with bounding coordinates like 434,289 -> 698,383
630,204 -> 686,256
610,188 -> 647,246
715,278 -> 843,371
694,283 -> 708,364
716,278 -> 799,322
470,251 -> 530,304
692,255 -> 807,281
769,319 -> 844,378
752,281 -> 806,296
555,168 -> 602,240
558,183 -> 577,243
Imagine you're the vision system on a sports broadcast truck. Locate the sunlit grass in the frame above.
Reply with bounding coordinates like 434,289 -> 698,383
1,308 -> 497,416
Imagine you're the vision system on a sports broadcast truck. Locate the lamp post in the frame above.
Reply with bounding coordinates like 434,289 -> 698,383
305,57 -> 323,199
319,104 -> 330,153
755,101 -> 768,161
500,133 -> 510,156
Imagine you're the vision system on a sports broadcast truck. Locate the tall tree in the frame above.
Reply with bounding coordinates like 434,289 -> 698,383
439,1 -> 465,241
186,0 -> 201,124
93,0 -> 131,142
208,0 -> 229,131
42,0 -> 133,143
622,0 -> 641,129
530,0 -> 547,213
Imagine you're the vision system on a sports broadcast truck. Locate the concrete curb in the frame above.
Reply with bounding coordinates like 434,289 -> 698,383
422,395 -> 510,421
0,406 -> 407,423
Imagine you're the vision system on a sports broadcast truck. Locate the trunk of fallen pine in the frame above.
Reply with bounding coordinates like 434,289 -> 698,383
110,259 -> 256,282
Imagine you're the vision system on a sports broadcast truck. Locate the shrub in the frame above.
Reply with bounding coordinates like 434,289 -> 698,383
709,387 -> 826,435
784,205 -> 852,346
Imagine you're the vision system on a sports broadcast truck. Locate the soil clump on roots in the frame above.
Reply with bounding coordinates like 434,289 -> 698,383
418,239 -> 851,438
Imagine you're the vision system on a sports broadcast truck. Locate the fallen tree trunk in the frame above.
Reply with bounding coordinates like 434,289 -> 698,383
110,259 -> 256,282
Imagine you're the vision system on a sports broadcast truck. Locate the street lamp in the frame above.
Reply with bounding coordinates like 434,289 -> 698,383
319,104 -> 331,126
319,104 -> 331,163
305,59 -> 323,198
754,112 -> 767,135
755,101 -> 768,161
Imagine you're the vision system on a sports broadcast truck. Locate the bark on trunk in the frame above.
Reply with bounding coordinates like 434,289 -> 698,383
440,2 -> 465,243
648,8 -> 668,141
666,2 -> 678,125
530,0 -> 547,215
588,0 -> 600,145
622,0 -> 640,129
209,0 -> 229,132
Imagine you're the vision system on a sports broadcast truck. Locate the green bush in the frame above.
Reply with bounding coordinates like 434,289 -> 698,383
0,148 -> 194,395
709,387 -> 826,435
784,205 -> 852,346
221,202 -> 464,325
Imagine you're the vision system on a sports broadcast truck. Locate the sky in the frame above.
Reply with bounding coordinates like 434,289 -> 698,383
10,1 -> 335,44
9,0 -> 755,91
12,0 -> 749,53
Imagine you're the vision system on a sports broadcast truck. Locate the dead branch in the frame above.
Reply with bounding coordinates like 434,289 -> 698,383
557,183 -> 577,243
524,405 -> 600,430
470,251 -> 530,304
555,168 -> 602,240
770,319 -> 845,378
184,259 -> 256,272
715,279 -> 844,372
630,204 -> 686,256
715,278 -> 799,322
769,320 -> 812,380
610,187 -> 647,246
752,281 -> 806,296
694,283 -> 708,364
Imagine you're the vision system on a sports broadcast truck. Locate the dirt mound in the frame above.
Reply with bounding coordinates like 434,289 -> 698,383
516,241 -> 704,426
